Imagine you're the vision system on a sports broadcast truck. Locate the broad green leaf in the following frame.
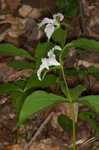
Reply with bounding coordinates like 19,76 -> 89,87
35,42 -> 54,70
58,114 -> 73,131
8,61 -> 34,69
0,81 -> 25,96
78,95 -> 99,115
88,66 -> 99,73
56,0 -> 78,18
0,44 -> 33,59
35,42 -> 54,59
11,91 -> 26,113
76,48 -> 88,55
78,69 -> 87,80
69,38 -> 99,52
61,47 -> 69,58
56,0 -> 66,11
79,112 -> 99,135
61,84 -> 87,100
52,28 -> 66,47
0,83 -> 21,96
14,80 -> 25,89
24,74 -> 58,91
70,85 -> 87,100
64,0 -> 78,18
17,90 -> 66,127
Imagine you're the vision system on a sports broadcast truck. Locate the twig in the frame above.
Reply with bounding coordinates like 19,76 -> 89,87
23,112 -> 54,150
78,0 -> 88,35
79,136 -> 99,148
69,136 -> 99,149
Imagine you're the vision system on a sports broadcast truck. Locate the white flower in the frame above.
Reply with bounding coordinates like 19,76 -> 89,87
53,13 -> 64,21
45,24 -> 55,40
38,13 -> 64,40
38,18 -> 54,28
37,45 -> 62,80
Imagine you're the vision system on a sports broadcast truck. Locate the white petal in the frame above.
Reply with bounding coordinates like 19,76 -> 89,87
45,24 -> 55,39
53,13 -> 64,21
53,45 -> 62,51
48,57 -> 60,66
48,49 -> 55,58
52,19 -> 59,26
37,45 -> 61,80
38,18 -> 53,28
47,48 -> 60,66
37,58 -> 49,80
48,45 -> 61,58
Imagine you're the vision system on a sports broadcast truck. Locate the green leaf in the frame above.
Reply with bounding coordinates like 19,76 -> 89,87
56,0 -> 78,18
14,80 -> 25,89
61,47 -> 69,58
64,0 -> 78,18
0,44 -> 33,59
35,42 -> 54,59
24,74 -> 58,91
35,42 -> 54,70
70,85 -> 87,100
69,38 -> 99,52
88,66 -> 99,73
76,48 -> 88,55
0,83 -> 21,96
61,84 -> 87,100
11,91 -> 26,113
17,90 -> 66,127
78,95 -> 99,115
56,0 -> 66,11
52,28 -> 66,47
0,81 -> 25,96
78,69 -> 87,80
8,61 -> 34,69
58,114 -> 73,131
79,112 -> 99,135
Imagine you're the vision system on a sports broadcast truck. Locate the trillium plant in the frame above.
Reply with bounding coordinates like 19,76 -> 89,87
0,12 -> 99,150
38,13 -> 64,40
38,13 -> 76,150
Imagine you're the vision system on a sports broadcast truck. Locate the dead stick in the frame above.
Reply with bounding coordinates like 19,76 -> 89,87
78,0 -> 88,35
23,112 -> 54,150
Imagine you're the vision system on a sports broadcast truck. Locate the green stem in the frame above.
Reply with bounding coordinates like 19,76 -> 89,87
60,64 -> 76,150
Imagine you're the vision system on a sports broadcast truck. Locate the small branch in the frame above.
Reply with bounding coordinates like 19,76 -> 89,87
78,0 -> 88,35
23,112 -> 54,150
80,136 -> 99,148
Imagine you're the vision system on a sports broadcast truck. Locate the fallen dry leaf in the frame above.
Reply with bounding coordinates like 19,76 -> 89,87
28,8 -> 41,19
4,138 -> 68,150
5,0 -> 21,13
4,144 -> 24,150
0,15 -> 26,38
19,5 -> 33,18
8,69 -> 33,81
0,63 -> 14,82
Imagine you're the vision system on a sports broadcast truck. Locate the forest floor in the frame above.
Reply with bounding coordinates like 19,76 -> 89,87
0,0 -> 99,150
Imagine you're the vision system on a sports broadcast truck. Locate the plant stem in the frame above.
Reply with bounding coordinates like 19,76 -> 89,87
60,64 -> 76,150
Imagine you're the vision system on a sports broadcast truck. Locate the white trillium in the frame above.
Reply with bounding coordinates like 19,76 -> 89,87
37,45 -> 62,80
53,13 -> 64,21
38,13 -> 64,40
45,24 -> 55,40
